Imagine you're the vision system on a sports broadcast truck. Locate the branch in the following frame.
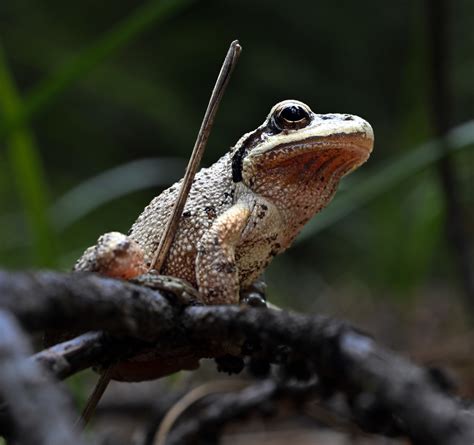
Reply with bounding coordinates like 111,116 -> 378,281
0,269 -> 473,444
0,310 -> 84,445
183,307 -> 474,444
163,378 -> 321,445
0,270 -> 177,339
33,331 -> 146,380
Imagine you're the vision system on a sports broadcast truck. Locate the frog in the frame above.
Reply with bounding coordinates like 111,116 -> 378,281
75,99 -> 373,311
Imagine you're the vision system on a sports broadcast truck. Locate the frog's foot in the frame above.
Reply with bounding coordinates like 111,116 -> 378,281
131,271 -> 202,306
239,279 -> 267,308
74,232 -> 148,279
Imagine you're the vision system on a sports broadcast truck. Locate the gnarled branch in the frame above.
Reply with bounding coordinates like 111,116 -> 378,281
0,269 -> 473,444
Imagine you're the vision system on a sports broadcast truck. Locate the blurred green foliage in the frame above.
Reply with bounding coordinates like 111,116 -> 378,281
0,0 -> 472,308
0,44 -> 57,266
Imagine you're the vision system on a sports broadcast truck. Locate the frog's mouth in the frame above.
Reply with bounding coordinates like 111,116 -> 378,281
248,131 -> 373,181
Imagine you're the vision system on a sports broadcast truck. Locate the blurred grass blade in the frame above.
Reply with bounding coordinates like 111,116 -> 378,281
51,158 -> 186,229
0,44 -> 57,266
2,121 -> 472,255
53,121 -> 474,233
0,0 -> 193,137
297,120 -> 474,242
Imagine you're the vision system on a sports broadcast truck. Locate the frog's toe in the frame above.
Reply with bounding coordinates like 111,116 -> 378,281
239,280 -> 267,308
240,292 -> 267,308
132,272 -> 202,306
74,232 -> 147,279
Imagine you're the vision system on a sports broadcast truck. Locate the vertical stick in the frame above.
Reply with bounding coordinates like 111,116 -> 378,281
151,40 -> 241,271
78,40 -> 242,428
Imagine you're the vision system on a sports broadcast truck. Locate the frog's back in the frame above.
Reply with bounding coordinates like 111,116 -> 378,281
128,154 -> 235,285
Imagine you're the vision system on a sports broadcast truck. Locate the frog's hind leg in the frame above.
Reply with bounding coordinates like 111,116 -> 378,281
196,203 -> 251,305
74,232 -> 148,279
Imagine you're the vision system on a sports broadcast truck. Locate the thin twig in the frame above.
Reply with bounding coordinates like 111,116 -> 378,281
154,380 -> 248,445
78,365 -> 112,427
164,378 -> 321,445
151,39 -> 241,271
78,40 -> 242,427
78,373 -> 109,426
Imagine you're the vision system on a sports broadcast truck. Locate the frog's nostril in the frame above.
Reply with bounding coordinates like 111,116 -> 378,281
117,240 -> 131,251
343,115 -> 354,121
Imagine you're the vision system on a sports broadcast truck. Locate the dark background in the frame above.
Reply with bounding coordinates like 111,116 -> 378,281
0,0 -> 473,441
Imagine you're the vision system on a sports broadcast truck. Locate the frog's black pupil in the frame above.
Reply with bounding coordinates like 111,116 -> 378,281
281,105 -> 306,122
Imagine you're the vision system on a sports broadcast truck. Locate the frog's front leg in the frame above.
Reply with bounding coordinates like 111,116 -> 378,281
75,232 -> 199,304
196,203 -> 251,305
74,232 -> 148,279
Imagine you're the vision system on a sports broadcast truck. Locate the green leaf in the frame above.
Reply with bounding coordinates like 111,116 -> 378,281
51,158 -> 186,229
0,43 -> 57,266
0,0 -> 194,138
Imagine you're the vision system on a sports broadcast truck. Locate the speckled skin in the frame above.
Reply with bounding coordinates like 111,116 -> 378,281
75,100 -> 374,305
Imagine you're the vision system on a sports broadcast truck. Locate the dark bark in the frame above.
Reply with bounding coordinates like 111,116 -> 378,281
183,307 -> 474,445
0,270 -> 473,444
0,270 -> 178,340
33,331 -> 110,379
33,331 -> 146,380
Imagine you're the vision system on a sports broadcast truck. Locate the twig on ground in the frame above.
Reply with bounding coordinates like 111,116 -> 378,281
154,380 -> 248,445
163,378 -> 320,445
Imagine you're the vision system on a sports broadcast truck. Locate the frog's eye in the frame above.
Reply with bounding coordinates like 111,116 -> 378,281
272,102 -> 311,131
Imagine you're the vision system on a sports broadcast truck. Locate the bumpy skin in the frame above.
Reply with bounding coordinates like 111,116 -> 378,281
75,100 -> 374,306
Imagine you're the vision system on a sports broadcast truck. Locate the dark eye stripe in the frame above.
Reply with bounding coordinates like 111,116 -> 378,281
231,145 -> 247,182
231,102 -> 311,183
231,126 -> 276,182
